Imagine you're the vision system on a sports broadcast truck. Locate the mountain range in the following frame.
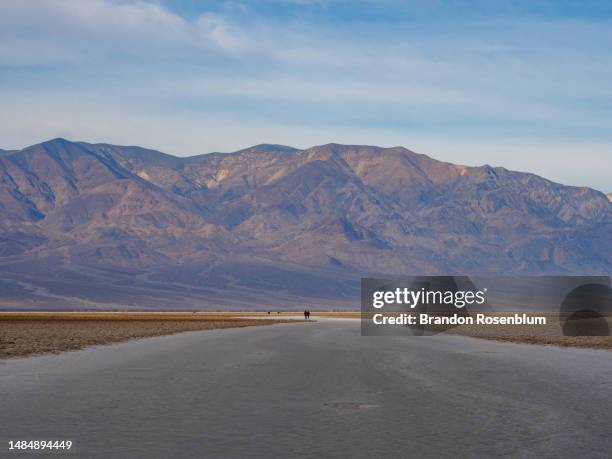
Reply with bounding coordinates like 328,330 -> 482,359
0,138 -> 610,309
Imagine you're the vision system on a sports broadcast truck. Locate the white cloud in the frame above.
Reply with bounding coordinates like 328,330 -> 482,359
0,0 -> 244,64
0,0 -> 185,40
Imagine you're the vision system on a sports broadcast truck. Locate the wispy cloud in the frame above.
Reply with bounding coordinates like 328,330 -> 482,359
0,1 -> 248,63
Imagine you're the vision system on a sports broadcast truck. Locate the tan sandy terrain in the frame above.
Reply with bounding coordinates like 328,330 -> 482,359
443,313 -> 612,350
1,311 -> 610,359
476,335 -> 612,350
328,311 -> 612,350
0,312 -> 295,359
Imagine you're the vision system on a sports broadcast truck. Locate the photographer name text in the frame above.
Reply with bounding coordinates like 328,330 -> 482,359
372,313 -> 547,326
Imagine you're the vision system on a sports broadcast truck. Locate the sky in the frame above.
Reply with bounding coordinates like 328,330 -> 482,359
0,0 -> 611,192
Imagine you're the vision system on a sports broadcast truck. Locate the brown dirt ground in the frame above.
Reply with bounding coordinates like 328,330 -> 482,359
339,311 -> 612,350
473,335 -> 612,350
448,314 -> 612,350
1,312 -> 610,357
0,313 -> 296,359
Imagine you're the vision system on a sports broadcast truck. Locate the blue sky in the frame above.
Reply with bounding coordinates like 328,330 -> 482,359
0,1 -> 610,191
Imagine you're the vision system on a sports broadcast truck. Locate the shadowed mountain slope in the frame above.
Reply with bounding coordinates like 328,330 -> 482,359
0,138 -> 609,309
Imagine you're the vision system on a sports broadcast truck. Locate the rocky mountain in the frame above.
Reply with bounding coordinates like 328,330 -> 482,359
0,138 -> 610,309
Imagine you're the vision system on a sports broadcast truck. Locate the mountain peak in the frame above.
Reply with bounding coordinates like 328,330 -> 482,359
42,137 -> 72,146
233,144 -> 301,155
22,138 -> 84,154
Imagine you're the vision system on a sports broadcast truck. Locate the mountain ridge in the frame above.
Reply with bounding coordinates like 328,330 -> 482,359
0,138 -> 609,310
10,137 -> 608,195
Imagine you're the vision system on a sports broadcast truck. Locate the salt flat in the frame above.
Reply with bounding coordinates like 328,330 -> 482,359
1,318 -> 611,458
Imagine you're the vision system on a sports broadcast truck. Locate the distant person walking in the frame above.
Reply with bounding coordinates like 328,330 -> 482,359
304,309 -> 311,320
